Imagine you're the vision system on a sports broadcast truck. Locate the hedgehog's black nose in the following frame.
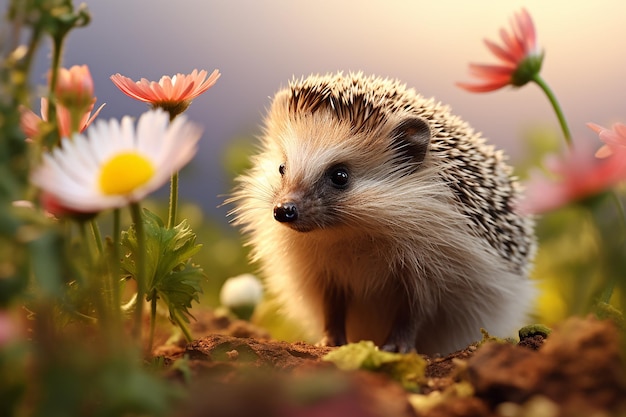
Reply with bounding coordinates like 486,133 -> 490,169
274,202 -> 298,223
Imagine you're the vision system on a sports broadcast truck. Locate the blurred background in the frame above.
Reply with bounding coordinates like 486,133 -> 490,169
20,0 -> 626,220
9,0 -> 626,326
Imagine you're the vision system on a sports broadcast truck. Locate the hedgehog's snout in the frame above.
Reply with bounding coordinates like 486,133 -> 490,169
274,202 -> 298,223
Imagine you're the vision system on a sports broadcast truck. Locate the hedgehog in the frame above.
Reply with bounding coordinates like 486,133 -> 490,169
228,72 -> 536,355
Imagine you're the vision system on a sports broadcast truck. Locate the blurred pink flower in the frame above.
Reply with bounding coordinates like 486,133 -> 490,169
518,144 -> 626,214
54,65 -> 95,111
0,310 -> 18,346
39,191 -> 98,220
110,69 -> 220,116
19,103 -> 44,139
19,98 -> 104,140
457,9 -> 543,92
588,122 -> 626,159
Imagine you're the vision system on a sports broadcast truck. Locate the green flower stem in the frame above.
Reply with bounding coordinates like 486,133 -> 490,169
129,203 -> 146,343
45,35 -> 65,148
611,191 -> 626,231
599,191 -> 626,304
166,111 -> 180,229
148,293 -> 157,355
532,74 -> 572,148
167,171 -> 179,229
80,221 -> 107,322
111,209 -> 122,312
585,191 -> 626,309
89,220 -> 104,255
15,26 -> 42,105
173,311 -> 193,343
69,107 -> 84,137
79,222 -> 94,264
89,219 -> 113,321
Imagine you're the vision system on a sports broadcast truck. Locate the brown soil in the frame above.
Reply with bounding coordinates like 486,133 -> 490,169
156,312 -> 626,417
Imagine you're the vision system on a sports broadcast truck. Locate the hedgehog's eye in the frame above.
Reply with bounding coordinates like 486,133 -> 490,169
279,163 -> 286,176
328,165 -> 349,189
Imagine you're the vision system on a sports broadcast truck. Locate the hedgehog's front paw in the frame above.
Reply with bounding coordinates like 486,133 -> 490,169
382,324 -> 418,353
380,342 -> 416,354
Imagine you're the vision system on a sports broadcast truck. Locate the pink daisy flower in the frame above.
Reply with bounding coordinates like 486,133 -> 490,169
588,122 -> 626,159
457,9 -> 543,92
518,144 -> 626,214
19,98 -> 105,140
110,69 -> 220,117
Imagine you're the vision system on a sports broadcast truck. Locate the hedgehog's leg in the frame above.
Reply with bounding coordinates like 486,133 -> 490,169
381,295 -> 419,353
319,285 -> 348,347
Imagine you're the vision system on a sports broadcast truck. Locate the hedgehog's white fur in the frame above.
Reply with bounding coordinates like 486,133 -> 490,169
229,72 -> 536,354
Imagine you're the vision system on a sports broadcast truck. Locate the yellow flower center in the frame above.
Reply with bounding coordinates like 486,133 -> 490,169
99,152 -> 155,195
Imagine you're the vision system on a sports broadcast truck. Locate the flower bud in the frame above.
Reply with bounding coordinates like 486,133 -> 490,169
219,274 -> 264,320
54,65 -> 95,112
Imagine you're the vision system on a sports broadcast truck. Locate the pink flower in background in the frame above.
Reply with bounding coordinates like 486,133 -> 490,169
0,310 -> 23,347
518,144 -> 626,214
110,69 -> 220,117
457,8 -> 543,92
588,122 -> 626,159
19,98 -> 104,140
54,65 -> 95,110
19,103 -> 44,139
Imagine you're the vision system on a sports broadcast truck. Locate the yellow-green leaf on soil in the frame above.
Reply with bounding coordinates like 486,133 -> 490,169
322,341 -> 426,390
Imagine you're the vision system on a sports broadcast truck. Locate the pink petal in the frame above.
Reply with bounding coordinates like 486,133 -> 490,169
19,106 -> 42,138
484,39 -> 517,65
586,122 -> 605,134
595,145 -> 614,159
499,28 -> 525,62
111,70 -> 220,106
455,80 -> 509,93
468,63 -> 515,77
517,9 -> 537,53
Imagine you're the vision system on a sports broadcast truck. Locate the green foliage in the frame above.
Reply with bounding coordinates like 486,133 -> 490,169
0,340 -> 28,417
476,328 -> 515,346
29,338 -> 180,417
323,341 -> 426,391
121,209 -> 205,324
0,1 -> 226,415
595,302 -> 625,330
8,0 -> 90,38
518,324 -> 552,339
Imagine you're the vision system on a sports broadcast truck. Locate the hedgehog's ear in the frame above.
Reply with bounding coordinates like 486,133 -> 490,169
390,117 -> 431,166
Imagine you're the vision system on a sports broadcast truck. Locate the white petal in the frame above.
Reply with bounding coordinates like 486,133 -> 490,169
118,115 -> 138,149
57,137 -> 98,186
87,118 -> 117,163
136,110 -> 168,159
158,115 -> 202,168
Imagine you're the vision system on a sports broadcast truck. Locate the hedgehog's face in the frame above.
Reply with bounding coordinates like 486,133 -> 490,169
268,110 -> 432,234
272,158 -> 352,232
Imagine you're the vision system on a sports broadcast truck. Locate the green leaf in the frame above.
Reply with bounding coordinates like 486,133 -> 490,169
121,209 -> 205,324
149,261 -> 204,323
322,341 -> 426,391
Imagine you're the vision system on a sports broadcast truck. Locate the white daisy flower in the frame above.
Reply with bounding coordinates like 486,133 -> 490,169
31,109 -> 202,213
